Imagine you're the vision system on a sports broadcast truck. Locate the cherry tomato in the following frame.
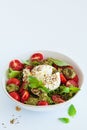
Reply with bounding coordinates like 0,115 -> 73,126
25,65 -> 33,70
60,73 -> 67,84
9,91 -> 20,101
9,59 -> 24,71
66,79 -> 78,87
7,78 -> 20,86
31,53 -> 43,61
72,75 -> 79,83
52,95 -> 65,103
19,82 -> 27,93
37,101 -> 48,106
21,90 -> 30,102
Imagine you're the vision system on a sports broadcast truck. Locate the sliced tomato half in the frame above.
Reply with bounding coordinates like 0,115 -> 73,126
9,59 -> 24,71
37,101 -> 48,106
52,95 -> 65,103
31,53 -> 44,61
60,73 -> 67,84
66,79 -> 78,87
9,91 -> 20,101
7,78 -> 20,86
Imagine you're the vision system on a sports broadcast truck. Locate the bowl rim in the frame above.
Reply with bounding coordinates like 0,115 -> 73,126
1,50 -> 84,111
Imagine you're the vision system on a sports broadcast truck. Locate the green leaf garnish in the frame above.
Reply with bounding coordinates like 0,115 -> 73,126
23,60 -> 31,65
50,58 -> 69,67
7,68 -> 21,78
28,76 -> 49,93
68,104 -> 76,117
58,117 -> 70,123
69,86 -> 80,93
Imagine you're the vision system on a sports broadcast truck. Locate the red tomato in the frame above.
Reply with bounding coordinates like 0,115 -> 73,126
21,90 -> 30,102
19,82 -> 26,93
9,59 -> 24,71
72,75 -> 79,83
60,73 -> 67,84
31,53 -> 43,61
7,78 -> 20,86
37,101 -> 48,106
66,66 -> 73,69
66,79 -> 78,87
9,91 -> 20,101
25,65 -> 33,70
52,95 -> 65,103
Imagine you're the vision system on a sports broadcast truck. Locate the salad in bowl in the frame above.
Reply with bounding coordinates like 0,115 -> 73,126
2,51 -> 83,111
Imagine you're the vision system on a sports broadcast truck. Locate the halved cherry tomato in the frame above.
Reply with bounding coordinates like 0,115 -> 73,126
7,78 -> 20,86
31,53 -> 43,61
9,59 -> 24,71
52,95 -> 65,103
37,101 -> 48,106
72,75 -> 79,83
66,79 -> 78,87
60,73 -> 67,84
19,82 -> 27,93
9,91 -> 20,101
21,90 -> 30,102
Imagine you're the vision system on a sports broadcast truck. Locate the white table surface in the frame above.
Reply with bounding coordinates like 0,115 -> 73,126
0,0 -> 87,130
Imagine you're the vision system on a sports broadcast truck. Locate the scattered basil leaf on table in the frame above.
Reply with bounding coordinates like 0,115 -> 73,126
58,117 -> 70,124
68,104 -> 76,117
58,104 -> 77,124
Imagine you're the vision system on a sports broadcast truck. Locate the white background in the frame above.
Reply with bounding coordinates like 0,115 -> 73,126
0,0 -> 87,130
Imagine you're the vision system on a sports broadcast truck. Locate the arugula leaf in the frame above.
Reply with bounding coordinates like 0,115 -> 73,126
58,117 -> 70,123
61,87 -> 70,93
50,58 -> 69,67
69,86 -> 80,93
68,104 -> 76,117
28,76 -> 49,93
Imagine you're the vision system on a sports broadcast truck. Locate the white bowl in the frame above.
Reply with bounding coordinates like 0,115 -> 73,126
2,50 -> 84,111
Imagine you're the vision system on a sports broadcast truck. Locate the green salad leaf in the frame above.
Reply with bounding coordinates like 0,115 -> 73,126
50,58 -> 69,67
7,68 -> 21,78
68,104 -> 76,117
28,76 -> 49,93
58,117 -> 70,123
23,60 -> 31,65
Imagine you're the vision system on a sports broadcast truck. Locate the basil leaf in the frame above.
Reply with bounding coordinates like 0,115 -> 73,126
28,76 -> 49,93
58,117 -> 70,123
68,104 -> 76,117
51,58 -> 69,67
